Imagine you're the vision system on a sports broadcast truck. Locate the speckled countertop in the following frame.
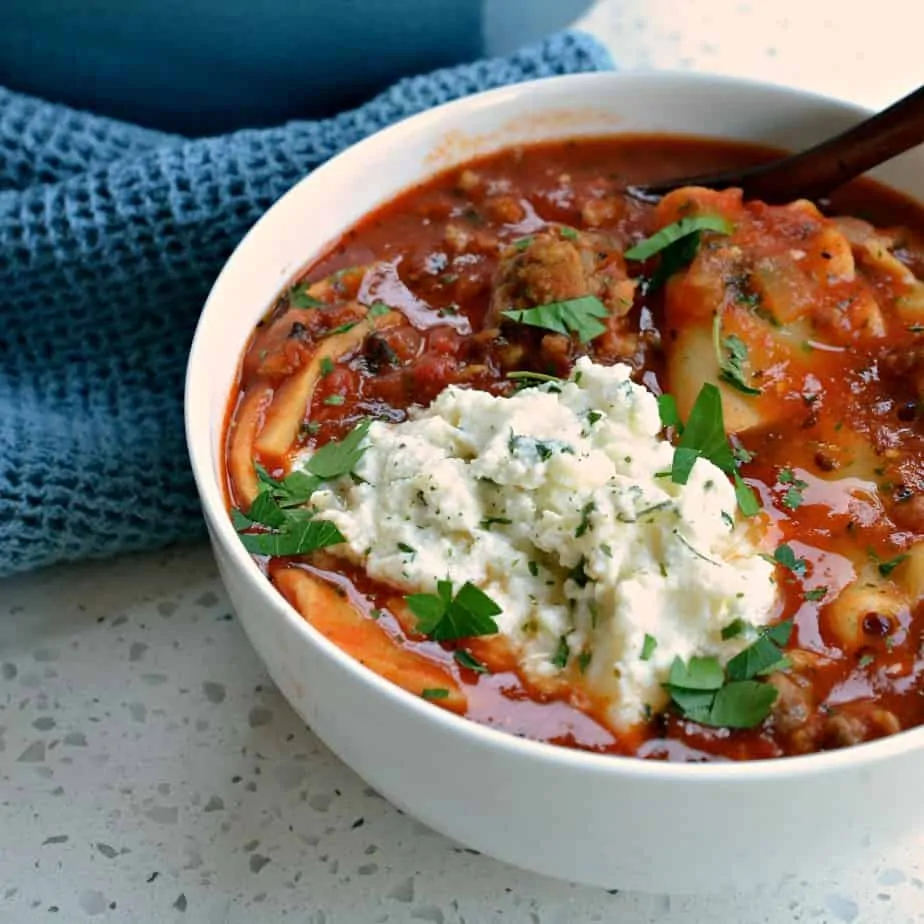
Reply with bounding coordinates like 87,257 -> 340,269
2,2 -> 923,922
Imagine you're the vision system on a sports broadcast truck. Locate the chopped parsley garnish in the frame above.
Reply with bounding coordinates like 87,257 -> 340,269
726,619 -> 792,680
657,394 -> 683,432
663,620 -> 791,728
575,501 -> 596,538
502,295 -> 608,344
480,516 -> 513,530
505,370 -> 562,385
421,688 -> 449,700
624,215 -> 734,262
858,653 -> 876,669
289,282 -> 325,308
712,314 -> 761,396
663,382 -> 760,517
872,551 -> 909,577
764,543 -> 808,577
705,682 -> 779,728
568,557 -> 591,588
577,650 -> 592,673
508,432 -> 573,461
624,215 -> 733,292
367,301 -> 392,318
733,445 -> 755,464
671,384 -> 735,481
778,468 -> 809,511
319,356 -> 335,377
527,560 -> 539,577
306,418 -> 371,478
551,635 -> 571,669
513,236 -> 534,252
233,421 -> 373,556
405,580 -> 501,641
235,511 -> 345,557
397,542 -> 417,558
323,394 -> 345,406
454,649 -> 489,674
640,634 -> 658,661
324,321 -> 358,337
804,586 -> 828,602
721,618 -> 753,640
559,226 -> 579,241
254,463 -> 322,509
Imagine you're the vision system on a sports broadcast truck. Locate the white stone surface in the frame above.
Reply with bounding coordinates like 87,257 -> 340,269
3,2 -> 924,921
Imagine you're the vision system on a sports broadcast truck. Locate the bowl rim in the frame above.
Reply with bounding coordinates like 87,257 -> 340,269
186,67 -> 924,781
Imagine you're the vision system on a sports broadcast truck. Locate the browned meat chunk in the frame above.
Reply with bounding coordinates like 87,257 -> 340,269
487,227 -> 636,329
790,703 -> 901,754
768,671 -> 815,735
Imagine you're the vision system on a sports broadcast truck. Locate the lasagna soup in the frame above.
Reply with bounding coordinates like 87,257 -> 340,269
224,136 -> 924,762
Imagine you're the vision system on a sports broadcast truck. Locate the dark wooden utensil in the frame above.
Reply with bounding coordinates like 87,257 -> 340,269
628,84 -> 924,204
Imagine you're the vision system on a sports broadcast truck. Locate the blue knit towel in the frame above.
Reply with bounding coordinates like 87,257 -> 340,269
0,31 -> 613,579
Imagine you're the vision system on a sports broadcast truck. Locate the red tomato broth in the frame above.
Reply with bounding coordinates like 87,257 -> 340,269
225,134 -> 924,762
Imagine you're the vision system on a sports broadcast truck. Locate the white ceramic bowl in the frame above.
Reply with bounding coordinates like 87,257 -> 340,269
185,71 -> 924,893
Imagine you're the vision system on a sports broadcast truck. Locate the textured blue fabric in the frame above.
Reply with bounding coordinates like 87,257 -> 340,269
0,31 -> 614,579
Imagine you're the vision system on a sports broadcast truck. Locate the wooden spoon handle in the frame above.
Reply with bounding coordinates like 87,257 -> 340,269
632,84 -> 924,205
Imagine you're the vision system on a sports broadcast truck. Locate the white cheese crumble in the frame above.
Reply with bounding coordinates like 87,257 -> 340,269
307,358 -> 777,727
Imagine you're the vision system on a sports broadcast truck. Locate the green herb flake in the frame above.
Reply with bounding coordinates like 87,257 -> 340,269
734,473 -> 760,517
367,301 -> 392,318
726,632 -> 789,681
657,393 -> 682,431
804,586 -> 827,602
506,370 -> 562,385
559,226 -> 579,241
858,653 -> 876,668
397,542 -> 417,558
290,282 -> 325,308
421,688 -> 450,700
527,560 -> 539,577
480,516 -> 513,530
673,384 -> 735,481
405,580 -> 501,641
454,649 -> 489,674
721,618 -> 753,640
713,315 -> 760,396
551,635 -> 571,669
876,553 -> 909,577
640,634 -> 657,661
513,236 -> 534,252
323,394 -> 345,406
770,543 -> 808,577
577,650 -> 592,673
781,486 -> 804,510
703,681 -> 778,728
733,445 -> 755,464
624,215 -> 734,262
667,655 -> 725,691
501,295 -> 609,344
306,418 -> 371,479
319,356 -> 335,377
324,321 -> 358,337
237,514 -> 345,557
575,501 -> 596,538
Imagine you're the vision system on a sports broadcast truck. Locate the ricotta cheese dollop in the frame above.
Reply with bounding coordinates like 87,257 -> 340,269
308,358 -> 778,726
